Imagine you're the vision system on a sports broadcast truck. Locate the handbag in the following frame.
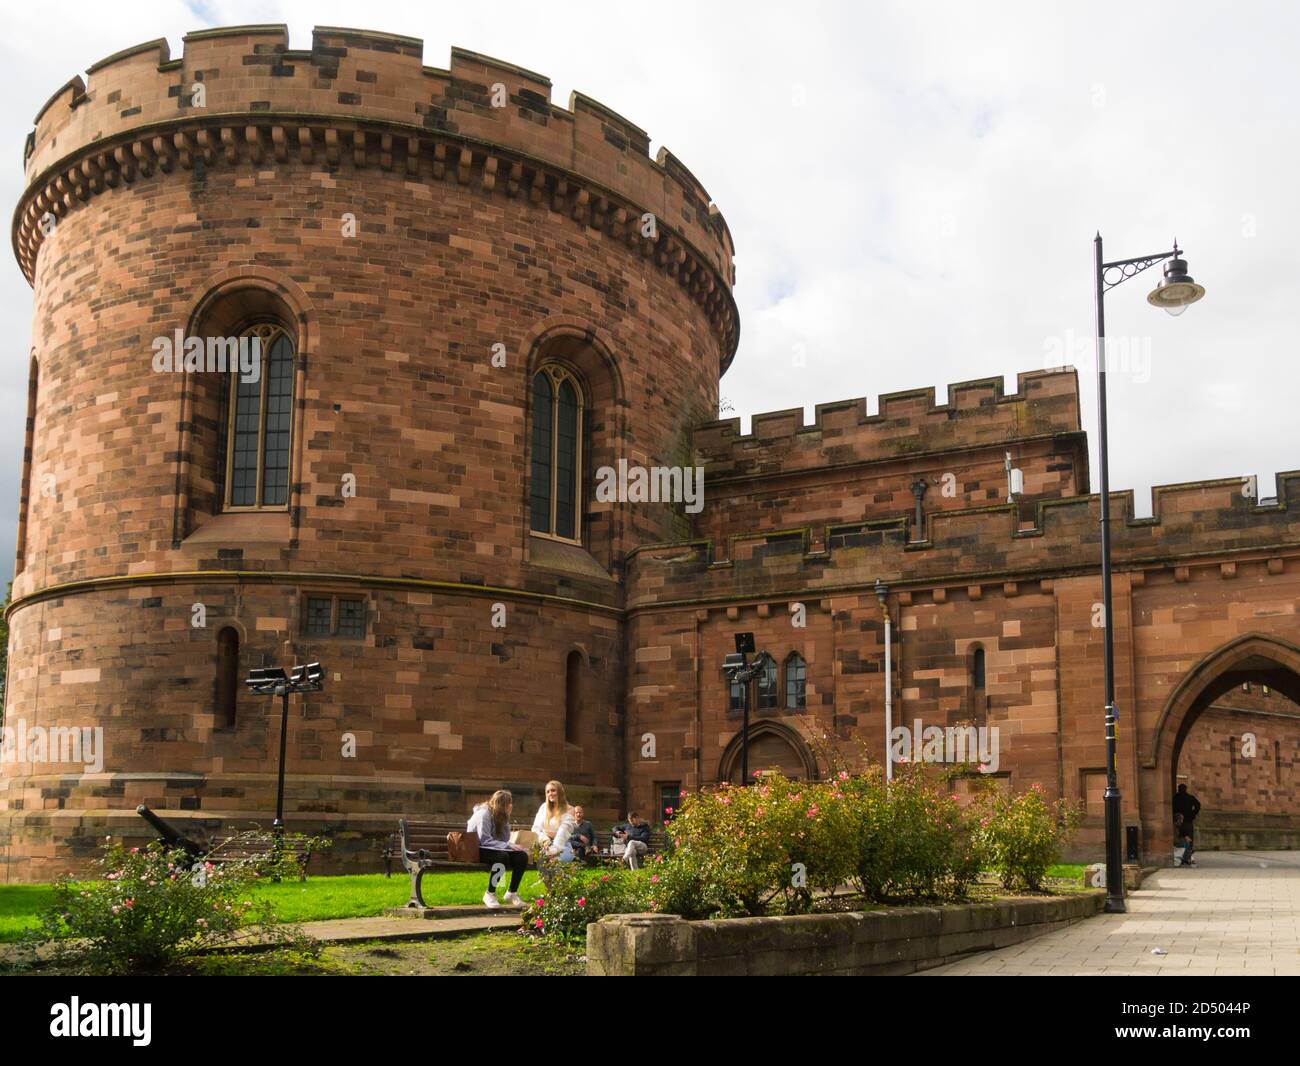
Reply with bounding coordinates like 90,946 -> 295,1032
446,830 -> 481,863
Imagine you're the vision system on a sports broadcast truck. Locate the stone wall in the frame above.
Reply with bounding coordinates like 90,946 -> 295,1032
587,893 -> 1104,976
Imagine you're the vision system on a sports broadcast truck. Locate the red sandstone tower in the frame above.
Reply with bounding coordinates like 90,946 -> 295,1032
3,25 -> 737,879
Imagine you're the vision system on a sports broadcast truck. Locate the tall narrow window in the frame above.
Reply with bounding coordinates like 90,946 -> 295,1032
215,627 -> 240,728
757,654 -> 778,711
530,366 -> 584,542
972,647 -> 986,691
785,653 -> 807,710
565,650 -> 583,743
225,323 -> 295,510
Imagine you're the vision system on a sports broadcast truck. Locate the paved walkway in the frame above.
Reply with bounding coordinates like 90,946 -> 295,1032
921,850 -> 1300,976
244,906 -> 519,947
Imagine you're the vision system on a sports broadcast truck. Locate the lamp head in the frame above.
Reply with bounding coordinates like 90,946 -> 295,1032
1147,252 -> 1205,316
244,666 -> 288,692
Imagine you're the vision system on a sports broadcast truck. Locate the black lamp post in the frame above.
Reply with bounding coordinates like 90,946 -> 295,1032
244,662 -> 324,834
1093,235 -> 1205,913
724,632 -> 766,784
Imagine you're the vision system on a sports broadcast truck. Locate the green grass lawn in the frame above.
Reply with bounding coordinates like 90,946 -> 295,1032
1,863 -> 1095,944
0,869 -> 548,943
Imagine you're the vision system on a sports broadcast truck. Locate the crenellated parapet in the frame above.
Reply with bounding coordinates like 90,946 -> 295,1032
697,369 -> 1082,479
15,25 -> 738,365
627,470 -> 1300,608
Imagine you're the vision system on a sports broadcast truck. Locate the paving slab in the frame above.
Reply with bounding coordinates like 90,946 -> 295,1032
918,850 -> 1300,976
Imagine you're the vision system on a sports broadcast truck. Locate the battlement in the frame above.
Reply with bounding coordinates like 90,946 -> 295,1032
16,25 -> 737,360
627,470 -> 1300,607
697,369 -> 1081,478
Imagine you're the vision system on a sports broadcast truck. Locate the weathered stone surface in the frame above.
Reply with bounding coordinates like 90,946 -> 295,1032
587,893 -> 1104,976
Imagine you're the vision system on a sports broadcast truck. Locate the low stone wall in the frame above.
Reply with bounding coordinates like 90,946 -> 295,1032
587,892 -> 1104,976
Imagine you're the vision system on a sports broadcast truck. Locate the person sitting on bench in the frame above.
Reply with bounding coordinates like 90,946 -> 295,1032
467,789 -> 528,909
612,812 -> 651,870
570,805 -> 598,863
532,779 -> 577,866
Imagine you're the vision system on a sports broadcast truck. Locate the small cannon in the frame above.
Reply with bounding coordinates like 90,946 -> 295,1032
135,804 -> 206,862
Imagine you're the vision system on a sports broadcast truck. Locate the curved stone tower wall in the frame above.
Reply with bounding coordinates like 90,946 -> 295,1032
2,25 -> 737,879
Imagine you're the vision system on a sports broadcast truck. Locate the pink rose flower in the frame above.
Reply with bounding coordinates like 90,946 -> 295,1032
124,899 -> 134,908
650,875 -> 659,883
577,897 -> 586,907
534,919 -> 544,929
601,875 -> 610,882
838,770 -> 849,781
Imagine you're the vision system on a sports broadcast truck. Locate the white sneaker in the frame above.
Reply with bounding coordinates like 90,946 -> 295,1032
482,891 -> 501,909
503,891 -> 525,908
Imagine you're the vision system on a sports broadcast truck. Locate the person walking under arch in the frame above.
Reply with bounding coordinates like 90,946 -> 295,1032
1173,782 -> 1202,867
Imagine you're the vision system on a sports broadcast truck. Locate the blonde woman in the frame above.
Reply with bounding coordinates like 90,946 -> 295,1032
530,779 -> 576,863
466,789 -> 528,908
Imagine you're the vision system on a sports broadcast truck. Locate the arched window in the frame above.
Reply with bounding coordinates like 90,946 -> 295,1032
225,323 -> 295,510
785,653 -> 807,709
565,650 -> 583,743
972,647 -> 986,691
530,365 -> 583,542
757,654 -> 778,711
215,627 -> 240,728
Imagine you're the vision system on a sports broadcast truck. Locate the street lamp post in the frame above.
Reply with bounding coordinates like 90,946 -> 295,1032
875,579 -> 893,782
244,662 -> 324,835
1093,235 -> 1205,913
724,633 -> 767,784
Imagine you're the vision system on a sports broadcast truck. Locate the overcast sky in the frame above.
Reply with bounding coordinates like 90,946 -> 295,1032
2,0 -> 1296,581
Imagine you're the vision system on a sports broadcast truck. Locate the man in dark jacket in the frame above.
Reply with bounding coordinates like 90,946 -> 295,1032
1173,783 -> 1202,866
570,805 -> 598,863
613,812 -> 651,869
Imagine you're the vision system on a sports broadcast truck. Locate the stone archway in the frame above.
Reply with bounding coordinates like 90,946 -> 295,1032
717,721 -> 818,784
1146,633 -> 1300,854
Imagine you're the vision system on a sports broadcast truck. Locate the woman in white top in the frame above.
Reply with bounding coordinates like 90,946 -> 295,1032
531,779 -> 576,864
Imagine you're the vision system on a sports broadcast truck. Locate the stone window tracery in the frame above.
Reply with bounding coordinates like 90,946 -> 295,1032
224,323 -> 294,510
530,365 -> 584,542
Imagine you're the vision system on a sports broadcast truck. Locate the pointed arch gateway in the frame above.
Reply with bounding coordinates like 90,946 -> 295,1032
1150,633 -> 1300,780
717,720 -> 818,784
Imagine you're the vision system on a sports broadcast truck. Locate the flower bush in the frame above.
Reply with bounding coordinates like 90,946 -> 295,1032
522,865 -> 649,943
24,834 -> 315,974
843,764 -> 981,901
522,767 -> 1083,940
971,782 -> 1083,891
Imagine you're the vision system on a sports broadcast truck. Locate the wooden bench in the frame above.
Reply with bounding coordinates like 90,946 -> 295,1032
395,819 -> 671,907
399,818 -> 504,907
204,834 -> 315,880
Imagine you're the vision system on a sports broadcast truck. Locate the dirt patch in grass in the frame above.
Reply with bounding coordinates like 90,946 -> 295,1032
193,932 -> 585,976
